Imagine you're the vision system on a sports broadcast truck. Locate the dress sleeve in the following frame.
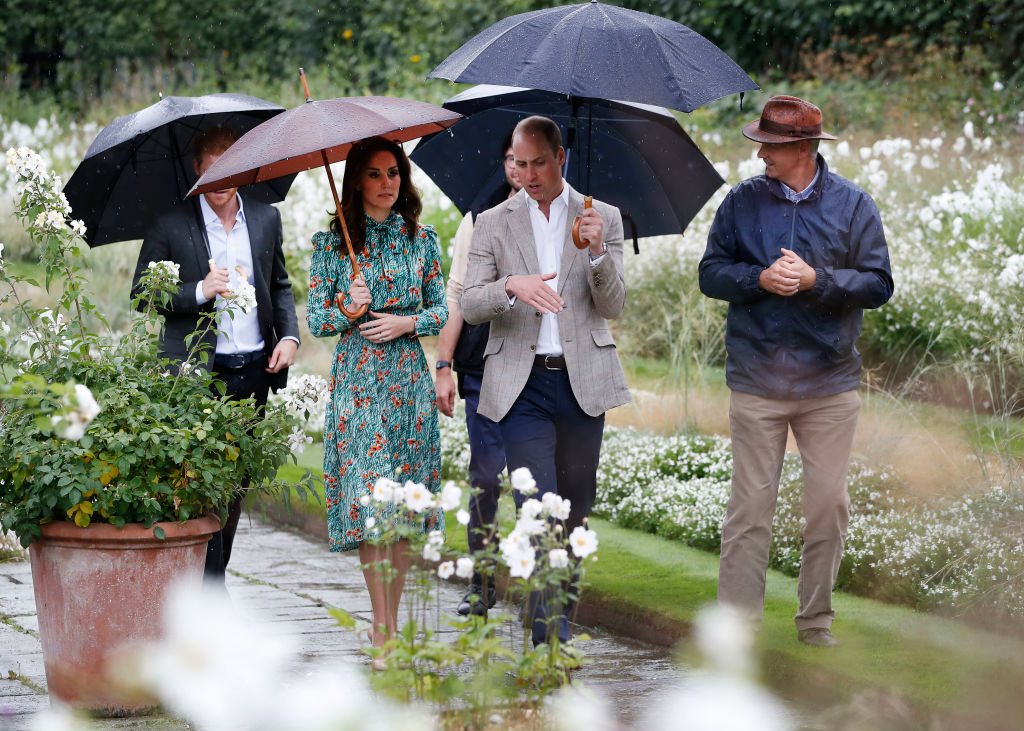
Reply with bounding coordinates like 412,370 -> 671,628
307,231 -> 356,337
411,225 -> 448,338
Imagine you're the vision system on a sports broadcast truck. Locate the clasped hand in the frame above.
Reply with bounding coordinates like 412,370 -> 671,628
759,247 -> 816,296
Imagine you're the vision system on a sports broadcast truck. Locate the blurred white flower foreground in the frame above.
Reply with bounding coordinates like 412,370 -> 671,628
31,583 -> 432,731
31,586 -> 793,731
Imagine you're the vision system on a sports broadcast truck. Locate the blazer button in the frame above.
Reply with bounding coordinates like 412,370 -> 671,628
535,311 -> 541,317
530,345 -> 536,351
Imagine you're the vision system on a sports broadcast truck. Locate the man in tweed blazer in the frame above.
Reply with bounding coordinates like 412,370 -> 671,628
461,115 -> 630,646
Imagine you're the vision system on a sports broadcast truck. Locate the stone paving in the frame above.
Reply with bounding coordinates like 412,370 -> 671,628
0,518 -> 684,730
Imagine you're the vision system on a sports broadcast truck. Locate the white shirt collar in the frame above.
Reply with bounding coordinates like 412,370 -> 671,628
524,181 -> 570,213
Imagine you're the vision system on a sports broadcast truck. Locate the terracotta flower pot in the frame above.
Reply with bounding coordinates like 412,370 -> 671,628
28,515 -> 220,715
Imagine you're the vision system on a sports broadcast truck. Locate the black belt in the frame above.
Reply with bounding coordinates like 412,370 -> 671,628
534,354 -> 566,371
214,351 -> 266,370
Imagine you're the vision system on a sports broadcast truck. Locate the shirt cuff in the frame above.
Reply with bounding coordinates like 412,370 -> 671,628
588,252 -> 607,266
504,275 -> 517,307
279,336 -> 300,346
195,282 -> 209,305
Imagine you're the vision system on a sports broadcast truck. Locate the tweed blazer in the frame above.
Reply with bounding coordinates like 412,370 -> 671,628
130,195 -> 300,391
461,184 -> 631,421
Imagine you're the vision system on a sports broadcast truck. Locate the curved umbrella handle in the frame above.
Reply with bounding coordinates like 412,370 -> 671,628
207,259 -> 248,299
571,196 -> 593,249
334,274 -> 369,319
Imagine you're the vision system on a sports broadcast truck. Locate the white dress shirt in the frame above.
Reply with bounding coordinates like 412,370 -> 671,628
194,194 -> 264,355
525,185 -> 570,356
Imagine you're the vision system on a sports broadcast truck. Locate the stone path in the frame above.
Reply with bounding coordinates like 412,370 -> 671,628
1,518 -> 683,729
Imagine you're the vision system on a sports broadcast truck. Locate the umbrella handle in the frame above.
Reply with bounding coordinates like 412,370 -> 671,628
334,273 -> 369,319
571,196 -> 593,249
313,138 -> 370,320
207,259 -> 245,299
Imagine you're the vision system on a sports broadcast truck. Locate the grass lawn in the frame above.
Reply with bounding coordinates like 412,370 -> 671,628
268,444 -> 1024,726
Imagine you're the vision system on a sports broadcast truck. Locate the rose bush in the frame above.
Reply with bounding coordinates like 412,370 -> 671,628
0,147 -> 307,546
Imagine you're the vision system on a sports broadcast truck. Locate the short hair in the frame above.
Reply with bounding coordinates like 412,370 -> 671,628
513,116 -> 561,156
193,126 -> 240,162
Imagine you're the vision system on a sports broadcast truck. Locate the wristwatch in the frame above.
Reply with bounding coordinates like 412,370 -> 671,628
435,360 -> 451,370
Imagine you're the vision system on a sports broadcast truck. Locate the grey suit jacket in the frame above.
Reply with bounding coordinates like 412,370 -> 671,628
461,184 -> 631,421
130,195 -> 300,391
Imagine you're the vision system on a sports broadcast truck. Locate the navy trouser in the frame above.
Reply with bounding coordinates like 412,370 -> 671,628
204,355 -> 270,583
462,372 -> 506,571
497,363 -> 604,645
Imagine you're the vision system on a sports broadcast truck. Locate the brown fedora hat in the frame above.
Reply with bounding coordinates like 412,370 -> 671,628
742,95 -> 837,143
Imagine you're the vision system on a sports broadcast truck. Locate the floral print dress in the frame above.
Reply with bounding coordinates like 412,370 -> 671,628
307,212 -> 447,551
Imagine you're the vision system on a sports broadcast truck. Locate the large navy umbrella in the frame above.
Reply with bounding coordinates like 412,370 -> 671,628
64,93 -> 296,247
411,85 -> 724,253
428,0 -> 758,113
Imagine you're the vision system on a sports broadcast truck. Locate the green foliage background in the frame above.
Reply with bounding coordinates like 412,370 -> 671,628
3,0 -> 1021,117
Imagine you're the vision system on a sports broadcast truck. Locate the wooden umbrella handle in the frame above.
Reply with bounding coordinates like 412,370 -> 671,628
571,196 -> 593,249
207,259 -> 245,299
333,213 -> 369,320
314,145 -> 369,319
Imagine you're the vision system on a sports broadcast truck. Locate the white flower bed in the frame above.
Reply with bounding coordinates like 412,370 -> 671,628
442,410 -> 1024,619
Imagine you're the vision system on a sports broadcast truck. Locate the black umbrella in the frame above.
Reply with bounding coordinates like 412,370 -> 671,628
427,0 -> 758,113
64,93 -> 296,247
410,85 -> 724,253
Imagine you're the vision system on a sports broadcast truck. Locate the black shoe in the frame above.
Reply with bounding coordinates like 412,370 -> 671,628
457,584 -> 497,616
797,628 -> 839,647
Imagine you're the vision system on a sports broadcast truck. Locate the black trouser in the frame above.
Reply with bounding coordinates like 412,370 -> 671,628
497,363 -> 604,646
204,353 -> 270,582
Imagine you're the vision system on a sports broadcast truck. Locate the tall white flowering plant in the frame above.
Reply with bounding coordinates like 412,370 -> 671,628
0,147 -> 308,546
334,466 -> 598,722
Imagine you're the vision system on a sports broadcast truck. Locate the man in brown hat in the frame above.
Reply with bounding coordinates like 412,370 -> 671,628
698,95 -> 893,646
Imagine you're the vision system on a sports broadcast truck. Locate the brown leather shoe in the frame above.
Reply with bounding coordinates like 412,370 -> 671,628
797,628 -> 839,647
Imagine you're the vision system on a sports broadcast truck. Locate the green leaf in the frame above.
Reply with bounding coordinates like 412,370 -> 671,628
328,608 -> 357,629
153,526 -> 166,540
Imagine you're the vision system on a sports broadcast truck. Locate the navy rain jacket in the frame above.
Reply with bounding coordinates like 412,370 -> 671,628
698,155 -> 894,400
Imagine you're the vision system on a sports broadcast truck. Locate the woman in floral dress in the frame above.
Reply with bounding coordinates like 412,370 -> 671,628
307,137 -> 447,652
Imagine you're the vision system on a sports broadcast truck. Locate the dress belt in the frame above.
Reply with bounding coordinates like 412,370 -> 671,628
213,351 -> 266,370
533,354 -> 566,371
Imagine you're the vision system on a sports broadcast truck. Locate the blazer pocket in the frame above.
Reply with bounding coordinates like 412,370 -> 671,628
483,336 -> 504,357
591,329 -> 616,348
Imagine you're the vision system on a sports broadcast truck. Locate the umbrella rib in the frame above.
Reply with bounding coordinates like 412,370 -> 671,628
564,5 -> 592,99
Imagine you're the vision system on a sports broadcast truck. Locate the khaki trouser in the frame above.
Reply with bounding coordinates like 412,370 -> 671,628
718,389 -> 861,630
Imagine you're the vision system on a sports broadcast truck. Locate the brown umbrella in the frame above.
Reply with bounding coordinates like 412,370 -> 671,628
189,70 -> 462,318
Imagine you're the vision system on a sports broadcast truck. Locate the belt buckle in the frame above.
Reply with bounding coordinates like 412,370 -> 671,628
219,353 -> 245,369
543,355 -> 559,371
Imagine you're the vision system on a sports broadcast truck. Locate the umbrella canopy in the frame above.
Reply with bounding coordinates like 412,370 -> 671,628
410,85 -> 724,252
63,93 -> 295,247
189,96 -> 462,196
189,84 -> 462,319
428,0 -> 758,113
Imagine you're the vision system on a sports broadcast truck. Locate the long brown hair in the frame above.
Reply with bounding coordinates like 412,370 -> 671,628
329,137 -> 421,253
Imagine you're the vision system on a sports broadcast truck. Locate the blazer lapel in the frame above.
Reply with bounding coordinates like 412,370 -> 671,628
506,193 -> 540,274
187,197 -> 212,278
242,200 -> 272,330
558,185 -> 583,294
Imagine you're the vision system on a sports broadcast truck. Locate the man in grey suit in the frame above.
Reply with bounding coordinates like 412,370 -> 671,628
131,126 -> 300,583
461,115 -> 630,646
